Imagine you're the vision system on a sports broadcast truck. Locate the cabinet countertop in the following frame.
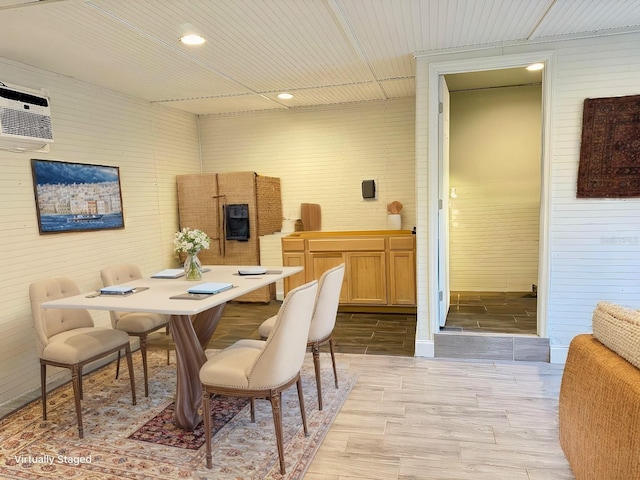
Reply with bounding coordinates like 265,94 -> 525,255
284,230 -> 413,238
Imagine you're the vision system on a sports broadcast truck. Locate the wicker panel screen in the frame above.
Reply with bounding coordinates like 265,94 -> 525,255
256,175 -> 282,236
176,172 -> 282,303
216,171 -> 260,265
176,173 -> 220,265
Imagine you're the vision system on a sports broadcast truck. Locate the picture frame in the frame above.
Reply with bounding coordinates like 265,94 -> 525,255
31,158 -> 125,234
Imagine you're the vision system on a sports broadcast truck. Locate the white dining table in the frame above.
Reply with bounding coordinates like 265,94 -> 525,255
41,264 -> 303,431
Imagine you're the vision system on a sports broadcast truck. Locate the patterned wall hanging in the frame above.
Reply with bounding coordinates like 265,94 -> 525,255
577,94 -> 640,198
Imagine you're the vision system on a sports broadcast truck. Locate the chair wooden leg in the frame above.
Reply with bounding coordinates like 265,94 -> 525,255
250,398 -> 256,422
296,375 -> 308,436
270,390 -> 286,475
115,349 -> 121,379
71,365 -> 84,439
124,346 -> 137,406
140,334 -> 149,397
40,363 -> 47,420
329,337 -> 339,389
203,390 -> 213,469
79,366 -> 84,400
311,342 -> 323,410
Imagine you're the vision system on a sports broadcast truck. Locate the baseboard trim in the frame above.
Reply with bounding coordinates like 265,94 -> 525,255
550,346 -> 569,364
414,339 -> 434,357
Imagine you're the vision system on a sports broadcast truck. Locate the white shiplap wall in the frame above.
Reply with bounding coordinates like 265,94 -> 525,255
547,33 -> 640,359
416,31 -> 640,362
197,98 -> 416,232
0,58 -> 201,408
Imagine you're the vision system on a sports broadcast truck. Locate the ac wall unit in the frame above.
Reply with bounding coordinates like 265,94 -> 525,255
0,83 -> 53,151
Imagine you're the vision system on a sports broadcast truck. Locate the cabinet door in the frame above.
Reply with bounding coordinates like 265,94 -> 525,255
346,252 -> 386,304
389,250 -> 416,305
282,252 -> 306,294
308,252 -> 347,303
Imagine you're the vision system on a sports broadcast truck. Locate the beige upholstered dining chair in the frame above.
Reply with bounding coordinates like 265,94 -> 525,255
200,280 -> 318,474
29,277 -> 136,439
258,263 -> 345,410
100,263 -> 169,397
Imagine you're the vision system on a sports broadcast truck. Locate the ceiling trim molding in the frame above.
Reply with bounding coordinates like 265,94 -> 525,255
415,26 -> 640,59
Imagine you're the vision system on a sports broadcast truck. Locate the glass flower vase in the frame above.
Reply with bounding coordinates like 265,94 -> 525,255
184,253 -> 202,281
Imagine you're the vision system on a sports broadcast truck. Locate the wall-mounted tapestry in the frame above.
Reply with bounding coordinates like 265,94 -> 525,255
31,159 -> 125,234
577,94 -> 640,198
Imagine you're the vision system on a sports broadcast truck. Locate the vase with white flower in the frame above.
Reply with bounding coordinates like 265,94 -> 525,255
174,227 -> 211,280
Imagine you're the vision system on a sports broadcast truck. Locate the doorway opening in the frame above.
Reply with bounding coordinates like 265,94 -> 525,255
442,67 -> 542,336
426,51 -> 554,348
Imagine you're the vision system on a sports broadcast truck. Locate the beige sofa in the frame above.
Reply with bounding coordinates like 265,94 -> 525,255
559,302 -> 640,480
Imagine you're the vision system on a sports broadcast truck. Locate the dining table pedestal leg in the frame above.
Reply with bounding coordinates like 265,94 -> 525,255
170,304 -> 225,431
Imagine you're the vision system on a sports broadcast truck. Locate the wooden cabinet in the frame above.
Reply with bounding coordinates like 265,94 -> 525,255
281,237 -> 306,294
308,252 -> 347,303
388,236 -> 416,306
282,230 -> 416,311
346,251 -> 387,304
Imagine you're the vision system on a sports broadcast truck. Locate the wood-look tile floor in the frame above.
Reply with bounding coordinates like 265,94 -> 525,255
2,300 -> 573,479
305,354 -> 574,480
150,301 -> 573,480
443,291 -> 538,335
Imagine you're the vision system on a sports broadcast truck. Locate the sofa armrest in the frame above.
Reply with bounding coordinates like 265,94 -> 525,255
559,334 -> 640,480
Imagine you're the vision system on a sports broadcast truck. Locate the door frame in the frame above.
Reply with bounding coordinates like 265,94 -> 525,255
427,51 -> 554,339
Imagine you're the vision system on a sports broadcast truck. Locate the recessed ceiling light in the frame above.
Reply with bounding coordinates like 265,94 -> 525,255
526,63 -> 544,71
180,34 -> 205,46
277,93 -> 293,100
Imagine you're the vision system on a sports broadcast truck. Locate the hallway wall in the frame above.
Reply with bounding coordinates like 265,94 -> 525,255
448,85 -> 541,292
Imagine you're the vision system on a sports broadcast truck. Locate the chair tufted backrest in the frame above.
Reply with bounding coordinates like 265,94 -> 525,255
308,263 -> 345,342
247,280 -> 318,389
29,277 -> 94,357
100,264 -> 143,325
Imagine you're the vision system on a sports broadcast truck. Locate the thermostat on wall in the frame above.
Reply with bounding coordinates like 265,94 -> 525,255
362,179 -> 376,199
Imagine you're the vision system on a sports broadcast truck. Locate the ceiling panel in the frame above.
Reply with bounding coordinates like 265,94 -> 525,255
88,0 -> 375,92
380,78 -> 416,99
0,2 -> 253,101
531,0 -> 640,39
159,94 -> 284,116
0,0 -> 638,115
261,82 -> 387,107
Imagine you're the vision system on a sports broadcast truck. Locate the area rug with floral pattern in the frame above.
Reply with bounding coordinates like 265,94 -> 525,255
0,349 -> 356,479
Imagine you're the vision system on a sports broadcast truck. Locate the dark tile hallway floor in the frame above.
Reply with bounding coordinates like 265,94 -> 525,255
148,300 -> 417,358
148,292 -> 537,363
442,291 -> 538,335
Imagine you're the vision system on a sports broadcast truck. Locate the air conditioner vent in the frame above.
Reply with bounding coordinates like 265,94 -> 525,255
0,83 -> 53,150
0,83 -> 53,152
0,105 -> 52,140
0,86 -> 49,106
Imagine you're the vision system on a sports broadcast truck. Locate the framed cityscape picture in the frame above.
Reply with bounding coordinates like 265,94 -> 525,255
31,159 -> 125,234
